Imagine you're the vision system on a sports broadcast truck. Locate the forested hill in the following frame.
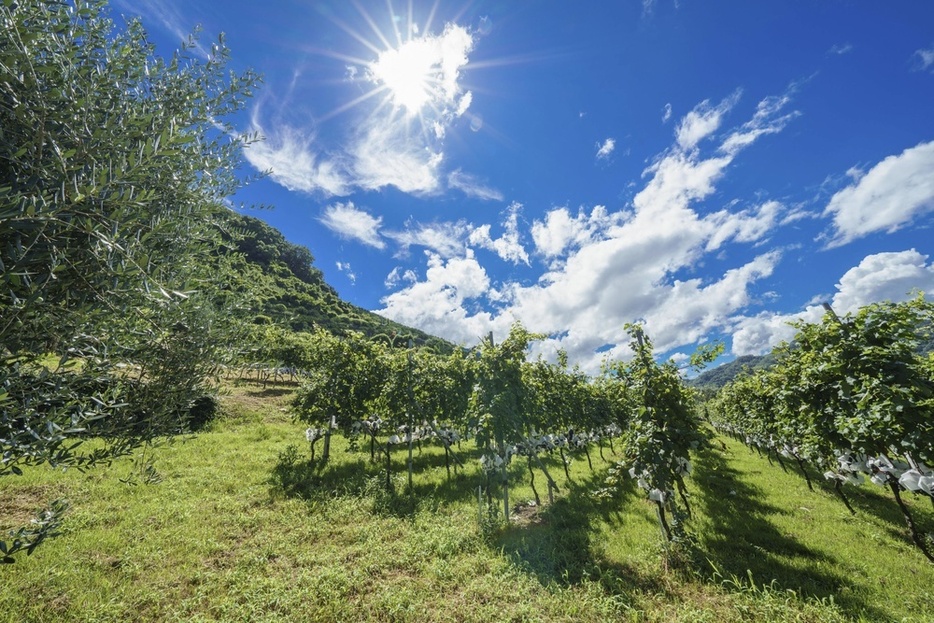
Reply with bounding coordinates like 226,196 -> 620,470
222,213 -> 452,351
687,354 -> 776,389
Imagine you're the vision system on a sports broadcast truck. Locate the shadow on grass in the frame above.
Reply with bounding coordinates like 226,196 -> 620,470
241,386 -> 295,399
726,437 -> 934,564
692,445 -> 889,621
493,468 -> 671,602
267,442 -> 493,519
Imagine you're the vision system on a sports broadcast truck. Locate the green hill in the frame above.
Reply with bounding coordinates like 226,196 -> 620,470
222,212 -> 452,351
688,353 -> 776,389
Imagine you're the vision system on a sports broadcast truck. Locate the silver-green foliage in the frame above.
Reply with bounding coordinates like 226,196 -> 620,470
1,0 -> 259,557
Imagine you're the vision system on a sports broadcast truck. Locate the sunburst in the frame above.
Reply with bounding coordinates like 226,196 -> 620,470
309,1 -> 476,126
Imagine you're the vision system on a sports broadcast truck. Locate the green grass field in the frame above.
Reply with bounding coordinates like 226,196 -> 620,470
2,381 -> 933,622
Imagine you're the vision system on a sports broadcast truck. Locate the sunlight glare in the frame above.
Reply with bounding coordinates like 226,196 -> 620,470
370,38 -> 437,113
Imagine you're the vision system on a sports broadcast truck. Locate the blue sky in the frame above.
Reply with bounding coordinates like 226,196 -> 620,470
116,0 -> 934,372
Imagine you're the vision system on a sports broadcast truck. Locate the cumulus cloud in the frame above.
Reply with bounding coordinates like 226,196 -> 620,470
705,201 -> 783,250
731,250 -> 934,355
319,202 -> 385,249
378,88 -> 800,372
831,249 -> 934,313
376,251 -> 505,345
447,169 -> 503,201
468,202 -> 530,265
530,205 -> 620,261
822,140 -> 934,247
596,138 -> 616,160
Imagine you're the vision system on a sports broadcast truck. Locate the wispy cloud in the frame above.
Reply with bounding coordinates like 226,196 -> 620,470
596,138 -> 616,160
244,115 -> 350,197
385,220 -> 469,258
447,169 -> 503,201
319,202 -> 385,249
113,0 -> 210,57
912,45 -> 934,72
675,90 -> 741,151
822,140 -> 934,247
350,114 -> 444,194
245,21 -> 478,199
828,43 -> 853,56
662,103 -> 672,123
336,261 -> 357,284
385,266 -> 418,288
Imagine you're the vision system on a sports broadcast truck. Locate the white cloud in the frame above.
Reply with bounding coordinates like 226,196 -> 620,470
596,138 -> 616,160
675,90 -> 740,151
718,92 -> 800,156
662,103 -> 672,123
244,120 -> 350,197
730,307 -> 823,356
367,23 -> 474,115
828,43 -> 853,55
350,115 -> 445,194
242,22 -> 477,199
447,169 -> 503,201
384,267 -> 418,288
336,261 -> 357,285
319,202 -> 385,249
731,249 -> 934,355
530,205 -> 619,260
385,221 -> 469,258
831,250 -> 934,314
376,251 -> 505,345
822,140 -> 934,247
468,202 -> 530,265
634,88 -> 797,220
705,200 -> 783,250
378,89 -> 799,372
913,45 -> 934,72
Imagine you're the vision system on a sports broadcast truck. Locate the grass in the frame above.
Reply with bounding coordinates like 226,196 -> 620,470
2,380 -> 933,622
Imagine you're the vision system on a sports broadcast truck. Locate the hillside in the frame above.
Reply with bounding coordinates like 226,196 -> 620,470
222,213 -> 452,351
688,353 -> 776,389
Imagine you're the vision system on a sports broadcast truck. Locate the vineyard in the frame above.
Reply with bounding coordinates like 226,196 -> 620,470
4,2 -> 934,620
3,310 -> 934,620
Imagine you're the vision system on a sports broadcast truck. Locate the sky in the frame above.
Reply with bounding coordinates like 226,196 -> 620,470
114,0 -> 934,373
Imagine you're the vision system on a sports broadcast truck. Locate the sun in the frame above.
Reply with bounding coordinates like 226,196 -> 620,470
369,37 -> 438,113
312,4 -> 486,124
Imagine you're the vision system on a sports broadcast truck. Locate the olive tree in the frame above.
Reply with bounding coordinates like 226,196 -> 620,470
1,0 -> 259,559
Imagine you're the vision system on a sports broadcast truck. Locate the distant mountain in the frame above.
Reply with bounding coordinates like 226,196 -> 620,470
222,213 -> 452,352
687,353 -> 777,389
